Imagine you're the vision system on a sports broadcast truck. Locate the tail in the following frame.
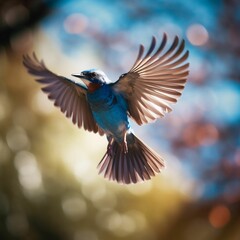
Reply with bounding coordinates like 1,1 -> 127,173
97,133 -> 165,184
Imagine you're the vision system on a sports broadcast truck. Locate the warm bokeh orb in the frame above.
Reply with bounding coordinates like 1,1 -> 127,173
187,24 -> 209,46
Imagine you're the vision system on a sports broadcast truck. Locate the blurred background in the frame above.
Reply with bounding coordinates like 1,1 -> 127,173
0,0 -> 240,239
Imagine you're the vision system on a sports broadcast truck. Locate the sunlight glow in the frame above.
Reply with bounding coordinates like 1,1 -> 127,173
32,90 -> 56,115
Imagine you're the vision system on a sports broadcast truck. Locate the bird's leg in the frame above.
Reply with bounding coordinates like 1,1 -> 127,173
122,131 -> 128,154
107,136 -> 114,156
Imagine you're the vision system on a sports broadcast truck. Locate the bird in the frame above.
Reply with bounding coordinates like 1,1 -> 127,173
23,33 -> 189,184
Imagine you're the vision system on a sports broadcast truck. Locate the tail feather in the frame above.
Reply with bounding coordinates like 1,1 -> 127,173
98,134 -> 165,184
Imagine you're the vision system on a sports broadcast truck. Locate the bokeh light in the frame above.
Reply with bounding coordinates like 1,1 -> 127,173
3,4 -> 29,27
208,204 -> 231,228
63,13 -> 88,35
14,151 -> 43,192
187,24 -> 209,46
61,195 -> 87,220
6,126 -> 29,151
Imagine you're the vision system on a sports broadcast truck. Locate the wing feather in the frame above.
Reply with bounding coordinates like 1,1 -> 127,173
23,53 -> 104,135
113,34 -> 189,125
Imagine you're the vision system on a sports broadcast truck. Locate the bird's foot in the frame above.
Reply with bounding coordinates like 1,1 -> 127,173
121,142 -> 128,154
107,138 -> 114,157
122,132 -> 128,154
107,144 -> 113,156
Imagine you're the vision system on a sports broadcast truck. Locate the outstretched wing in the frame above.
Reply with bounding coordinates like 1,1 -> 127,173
113,34 -> 189,125
23,53 -> 104,135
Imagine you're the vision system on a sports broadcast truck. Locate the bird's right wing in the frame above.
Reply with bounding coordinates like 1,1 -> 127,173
23,53 -> 104,135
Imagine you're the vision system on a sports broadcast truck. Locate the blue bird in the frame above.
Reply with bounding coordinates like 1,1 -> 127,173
23,34 -> 189,184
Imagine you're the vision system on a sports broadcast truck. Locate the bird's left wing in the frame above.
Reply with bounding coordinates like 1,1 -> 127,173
113,34 -> 189,125
23,53 -> 104,135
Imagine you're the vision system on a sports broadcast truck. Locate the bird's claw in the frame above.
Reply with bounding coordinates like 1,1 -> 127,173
107,143 -> 113,157
122,131 -> 128,154
122,142 -> 128,154
107,137 -> 114,157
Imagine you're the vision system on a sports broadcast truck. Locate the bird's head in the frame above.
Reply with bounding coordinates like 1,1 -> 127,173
72,69 -> 110,92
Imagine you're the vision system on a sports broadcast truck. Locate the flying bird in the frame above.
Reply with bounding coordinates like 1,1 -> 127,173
23,34 -> 189,184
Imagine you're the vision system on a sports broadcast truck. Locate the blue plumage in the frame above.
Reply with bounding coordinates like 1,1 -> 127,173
87,84 -> 130,142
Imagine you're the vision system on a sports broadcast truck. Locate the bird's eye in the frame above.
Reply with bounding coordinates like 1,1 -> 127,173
90,72 -> 96,78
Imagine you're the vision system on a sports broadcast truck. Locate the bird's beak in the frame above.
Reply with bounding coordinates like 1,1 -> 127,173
71,73 -> 85,78
71,73 -> 88,90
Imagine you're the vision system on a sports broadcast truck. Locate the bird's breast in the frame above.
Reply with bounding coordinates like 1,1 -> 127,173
88,83 -> 101,93
87,85 -> 130,140
87,85 -> 116,112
